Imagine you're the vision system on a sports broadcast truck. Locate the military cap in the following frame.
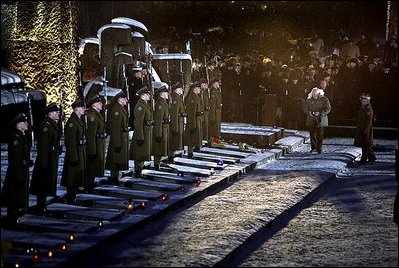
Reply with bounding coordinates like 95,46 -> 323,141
189,82 -> 200,90
171,82 -> 183,90
210,77 -> 220,84
360,93 -> 371,100
43,102 -> 60,114
131,62 -> 143,71
87,95 -> 104,106
71,99 -> 85,109
154,84 -> 168,94
135,86 -> 150,96
10,113 -> 28,126
114,91 -> 128,100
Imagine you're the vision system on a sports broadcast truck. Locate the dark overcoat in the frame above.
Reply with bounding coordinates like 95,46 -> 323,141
105,103 -> 129,171
354,103 -> 374,147
2,130 -> 31,208
86,108 -> 106,177
30,118 -> 60,196
131,98 -> 153,161
61,113 -> 86,188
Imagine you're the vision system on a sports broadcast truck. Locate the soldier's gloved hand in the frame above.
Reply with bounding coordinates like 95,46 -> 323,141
28,160 -> 34,167
155,137 -> 162,143
136,140 -> 144,146
58,145 -> 63,155
115,147 -> 122,153
69,160 -> 79,166
88,154 -> 97,160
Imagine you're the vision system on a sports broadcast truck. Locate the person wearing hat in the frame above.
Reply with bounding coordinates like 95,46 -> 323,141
199,78 -> 210,145
128,63 -> 144,128
2,113 -> 31,225
30,103 -> 61,213
354,93 -> 376,163
168,82 -> 186,161
184,82 -> 203,158
207,58 -> 222,86
209,77 -> 222,143
130,86 -> 153,177
152,84 -> 170,170
61,99 -> 87,204
85,95 -> 105,190
105,91 -> 129,183
302,87 -> 331,154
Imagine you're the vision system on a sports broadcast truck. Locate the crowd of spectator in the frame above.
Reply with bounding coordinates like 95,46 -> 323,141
153,25 -> 398,129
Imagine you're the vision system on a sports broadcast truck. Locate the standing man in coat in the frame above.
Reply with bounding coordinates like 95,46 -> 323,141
30,103 -> 61,212
85,95 -> 106,190
185,82 -> 203,158
2,113 -> 32,225
169,82 -> 186,161
105,91 -> 129,184
130,86 -> 153,177
354,93 -> 376,163
303,87 -> 331,154
61,99 -> 87,204
209,77 -> 223,142
200,78 -> 211,145
153,84 -> 170,170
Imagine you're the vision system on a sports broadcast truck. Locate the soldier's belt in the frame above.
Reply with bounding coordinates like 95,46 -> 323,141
21,160 -> 30,167
51,145 -> 58,152
96,133 -> 107,139
121,127 -> 130,132
144,120 -> 154,126
76,139 -> 87,145
163,118 -> 171,124
179,112 -> 188,117
196,111 -> 204,116
205,107 -> 210,111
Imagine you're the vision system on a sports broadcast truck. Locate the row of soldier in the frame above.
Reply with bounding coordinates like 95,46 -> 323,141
2,77 -> 222,225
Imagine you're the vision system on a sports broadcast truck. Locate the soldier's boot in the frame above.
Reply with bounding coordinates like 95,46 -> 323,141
188,152 -> 193,159
108,176 -> 119,185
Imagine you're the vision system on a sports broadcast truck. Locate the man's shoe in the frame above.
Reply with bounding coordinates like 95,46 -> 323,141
368,156 -> 377,162
317,150 -> 322,154
309,149 -> 317,153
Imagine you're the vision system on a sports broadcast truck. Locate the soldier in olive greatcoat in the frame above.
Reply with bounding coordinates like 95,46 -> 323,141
184,82 -> 203,158
130,86 -> 153,177
209,77 -> 223,142
152,84 -> 170,169
200,78 -> 211,145
61,99 -> 87,204
169,82 -> 186,160
85,95 -> 106,190
354,93 -> 376,163
30,103 -> 61,211
2,113 -> 31,225
105,91 -> 129,183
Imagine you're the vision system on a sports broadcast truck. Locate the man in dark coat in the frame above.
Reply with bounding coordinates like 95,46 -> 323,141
2,113 -> 31,225
200,78 -> 210,145
303,87 -> 331,154
30,103 -> 61,212
209,77 -> 222,142
128,63 -> 144,128
153,84 -> 170,170
354,93 -> 376,163
169,82 -> 186,160
105,91 -> 129,183
130,86 -> 153,177
184,82 -> 203,158
61,99 -> 87,204
85,95 -> 106,190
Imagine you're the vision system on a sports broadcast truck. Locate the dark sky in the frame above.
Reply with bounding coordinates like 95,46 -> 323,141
77,1 -> 389,46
